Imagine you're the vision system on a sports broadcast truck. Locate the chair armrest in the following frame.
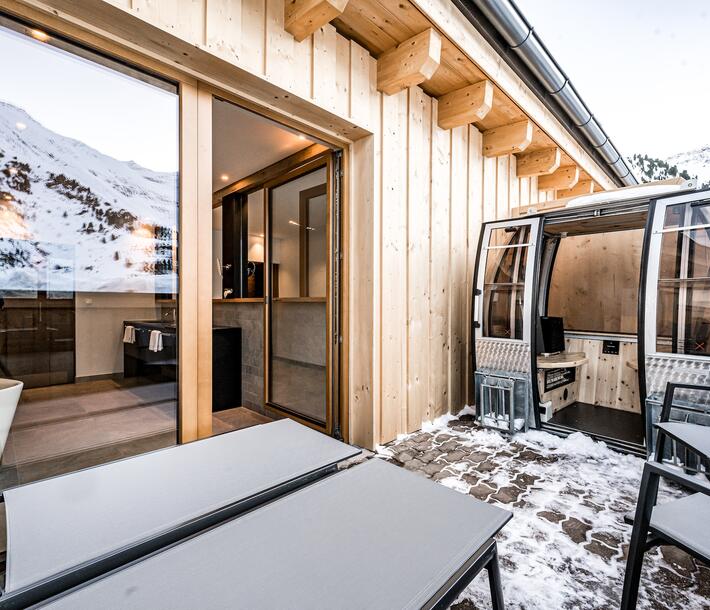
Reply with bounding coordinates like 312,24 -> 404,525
645,461 -> 710,496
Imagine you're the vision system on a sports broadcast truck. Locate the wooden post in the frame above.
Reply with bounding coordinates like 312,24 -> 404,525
482,120 -> 533,156
436,80 -> 493,129
377,29 -> 442,95
538,165 -> 580,190
284,0 -> 349,42
516,147 -> 561,177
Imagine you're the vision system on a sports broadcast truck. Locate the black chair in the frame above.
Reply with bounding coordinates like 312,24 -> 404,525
620,382 -> 710,609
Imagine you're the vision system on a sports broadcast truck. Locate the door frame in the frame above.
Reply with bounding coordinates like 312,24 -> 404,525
262,152 -> 341,436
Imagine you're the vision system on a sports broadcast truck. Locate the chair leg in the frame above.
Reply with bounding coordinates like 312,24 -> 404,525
486,543 -> 505,610
620,467 -> 660,610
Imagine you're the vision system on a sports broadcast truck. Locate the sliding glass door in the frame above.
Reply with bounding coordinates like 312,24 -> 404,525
265,161 -> 335,431
0,16 -> 179,487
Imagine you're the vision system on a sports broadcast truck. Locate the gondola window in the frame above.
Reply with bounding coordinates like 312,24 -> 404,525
483,226 -> 530,340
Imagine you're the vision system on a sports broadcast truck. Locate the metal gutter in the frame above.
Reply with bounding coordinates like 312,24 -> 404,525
453,0 -> 637,187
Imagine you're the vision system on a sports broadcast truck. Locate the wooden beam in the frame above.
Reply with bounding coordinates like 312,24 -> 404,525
482,120 -> 532,157
213,144 -> 329,205
538,165 -> 580,190
557,179 -> 594,198
436,80 -> 493,129
516,147 -> 561,177
284,0 -> 349,42
377,29 -> 441,95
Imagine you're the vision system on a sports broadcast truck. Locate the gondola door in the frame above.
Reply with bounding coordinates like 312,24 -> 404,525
641,189 -> 710,454
472,217 -> 541,432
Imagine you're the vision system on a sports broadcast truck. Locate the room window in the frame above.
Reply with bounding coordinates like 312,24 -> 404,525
0,16 -> 179,488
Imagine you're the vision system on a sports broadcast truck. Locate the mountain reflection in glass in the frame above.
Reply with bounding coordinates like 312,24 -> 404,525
0,23 -> 178,295
0,18 -> 179,490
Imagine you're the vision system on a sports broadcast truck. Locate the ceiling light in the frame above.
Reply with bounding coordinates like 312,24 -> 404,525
220,174 -> 229,182
15,122 -> 27,131
30,29 -> 50,42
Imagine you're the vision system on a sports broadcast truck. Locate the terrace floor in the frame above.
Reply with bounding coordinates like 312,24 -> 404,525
377,412 -> 710,610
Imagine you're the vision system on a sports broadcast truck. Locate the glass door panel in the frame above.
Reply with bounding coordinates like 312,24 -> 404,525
267,167 -> 328,426
474,219 -> 539,344
648,196 -> 710,356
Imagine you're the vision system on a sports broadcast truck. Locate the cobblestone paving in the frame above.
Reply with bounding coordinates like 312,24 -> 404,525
377,414 -> 710,610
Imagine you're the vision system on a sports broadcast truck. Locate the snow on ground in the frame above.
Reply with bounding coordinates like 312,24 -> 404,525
378,413 -> 710,610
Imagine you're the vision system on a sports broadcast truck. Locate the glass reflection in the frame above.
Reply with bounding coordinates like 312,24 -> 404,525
0,18 -> 179,489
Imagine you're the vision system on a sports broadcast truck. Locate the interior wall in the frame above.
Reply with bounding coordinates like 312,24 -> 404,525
566,338 -> 640,413
74,292 -> 159,378
548,230 -> 644,334
213,302 -> 264,411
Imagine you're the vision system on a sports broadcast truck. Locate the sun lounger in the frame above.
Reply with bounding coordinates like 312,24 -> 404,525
36,459 -> 511,610
0,419 -> 359,607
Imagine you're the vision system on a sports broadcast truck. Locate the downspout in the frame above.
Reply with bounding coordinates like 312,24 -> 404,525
459,0 -> 638,187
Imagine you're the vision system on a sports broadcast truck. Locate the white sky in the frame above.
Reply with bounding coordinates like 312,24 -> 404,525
515,0 -> 709,159
0,25 -> 178,172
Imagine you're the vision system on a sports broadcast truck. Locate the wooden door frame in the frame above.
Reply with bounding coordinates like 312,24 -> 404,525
263,154 -> 340,436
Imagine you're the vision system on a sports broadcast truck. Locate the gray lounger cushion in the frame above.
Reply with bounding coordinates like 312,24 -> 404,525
40,458 -> 511,610
4,419 -> 359,592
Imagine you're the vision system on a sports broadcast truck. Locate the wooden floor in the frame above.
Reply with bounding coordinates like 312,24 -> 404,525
549,401 -> 645,445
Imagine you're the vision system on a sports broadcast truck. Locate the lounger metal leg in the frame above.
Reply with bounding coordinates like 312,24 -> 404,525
486,542 -> 505,610
426,538 -> 504,610
620,467 -> 660,610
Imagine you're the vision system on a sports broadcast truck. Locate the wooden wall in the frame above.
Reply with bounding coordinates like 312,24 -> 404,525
104,0 -> 378,135
67,0 -> 548,447
367,89 -> 543,444
548,230 -> 644,335
566,338 -> 640,413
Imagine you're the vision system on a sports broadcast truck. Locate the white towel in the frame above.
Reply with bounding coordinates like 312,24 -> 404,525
149,330 -> 163,352
123,325 -> 135,344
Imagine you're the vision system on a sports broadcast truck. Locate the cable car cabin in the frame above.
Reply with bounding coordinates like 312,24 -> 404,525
472,180 -> 710,456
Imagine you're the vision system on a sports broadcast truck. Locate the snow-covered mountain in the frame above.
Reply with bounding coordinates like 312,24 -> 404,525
0,101 -> 178,294
628,147 -> 710,188
666,145 -> 710,188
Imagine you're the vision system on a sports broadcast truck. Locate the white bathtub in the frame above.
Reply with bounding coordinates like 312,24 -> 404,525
0,379 -> 22,457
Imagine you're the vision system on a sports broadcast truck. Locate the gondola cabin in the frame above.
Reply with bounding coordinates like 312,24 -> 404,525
472,180 -> 710,455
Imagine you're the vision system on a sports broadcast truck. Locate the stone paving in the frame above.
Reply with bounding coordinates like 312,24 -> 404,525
377,413 -> 710,610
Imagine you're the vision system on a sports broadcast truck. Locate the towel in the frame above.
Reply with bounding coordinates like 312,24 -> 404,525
149,330 -> 163,352
123,325 -> 135,344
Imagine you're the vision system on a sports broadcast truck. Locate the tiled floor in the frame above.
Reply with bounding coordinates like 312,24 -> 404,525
379,413 -> 710,610
0,378 -> 177,489
212,406 -> 273,434
270,358 -> 326,423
